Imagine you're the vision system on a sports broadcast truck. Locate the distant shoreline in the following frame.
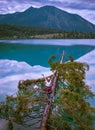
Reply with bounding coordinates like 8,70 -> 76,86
0,24 -> 95,39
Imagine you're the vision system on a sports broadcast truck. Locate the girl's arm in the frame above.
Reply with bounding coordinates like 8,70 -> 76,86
42,74 -> 46,80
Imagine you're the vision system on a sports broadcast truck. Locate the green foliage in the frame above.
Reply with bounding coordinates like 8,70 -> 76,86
0,77 -> 48,127
0,24 -> 95,39
0,55 -> 95,129
48,56 -> 95,130
0,24 -> 61,39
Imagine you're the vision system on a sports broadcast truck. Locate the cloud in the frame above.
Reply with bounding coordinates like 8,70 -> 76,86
62,1 -> 95,10
0,0 -> 46,14
0,0 -> 95,24
0,0 -> 30,13
48,0 -> 95,13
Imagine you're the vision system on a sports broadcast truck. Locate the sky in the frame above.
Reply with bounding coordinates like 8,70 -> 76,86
0,0 -> 95,25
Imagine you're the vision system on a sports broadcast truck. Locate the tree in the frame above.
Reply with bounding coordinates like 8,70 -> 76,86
48,56 -> 95,130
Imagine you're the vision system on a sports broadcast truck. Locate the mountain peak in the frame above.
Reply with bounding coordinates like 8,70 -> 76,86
40,5 -> 58,9
39,5 -> 64,13
23,6 -> 37,13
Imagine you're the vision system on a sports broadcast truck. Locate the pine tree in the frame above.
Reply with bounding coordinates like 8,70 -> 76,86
48,56 -> 95,130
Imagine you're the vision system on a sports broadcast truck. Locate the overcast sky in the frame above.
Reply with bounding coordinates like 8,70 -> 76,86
0,0 -> 95,25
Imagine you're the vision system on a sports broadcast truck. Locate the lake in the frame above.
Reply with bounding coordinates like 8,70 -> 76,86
0,39 -> 95,67
0,39 -> 95,106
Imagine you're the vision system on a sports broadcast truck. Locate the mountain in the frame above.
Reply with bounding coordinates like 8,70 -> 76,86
0,5 -> 95,33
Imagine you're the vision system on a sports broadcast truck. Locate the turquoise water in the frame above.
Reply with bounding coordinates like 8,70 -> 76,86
0,39 -> 95,67
0,39 -> 95,106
